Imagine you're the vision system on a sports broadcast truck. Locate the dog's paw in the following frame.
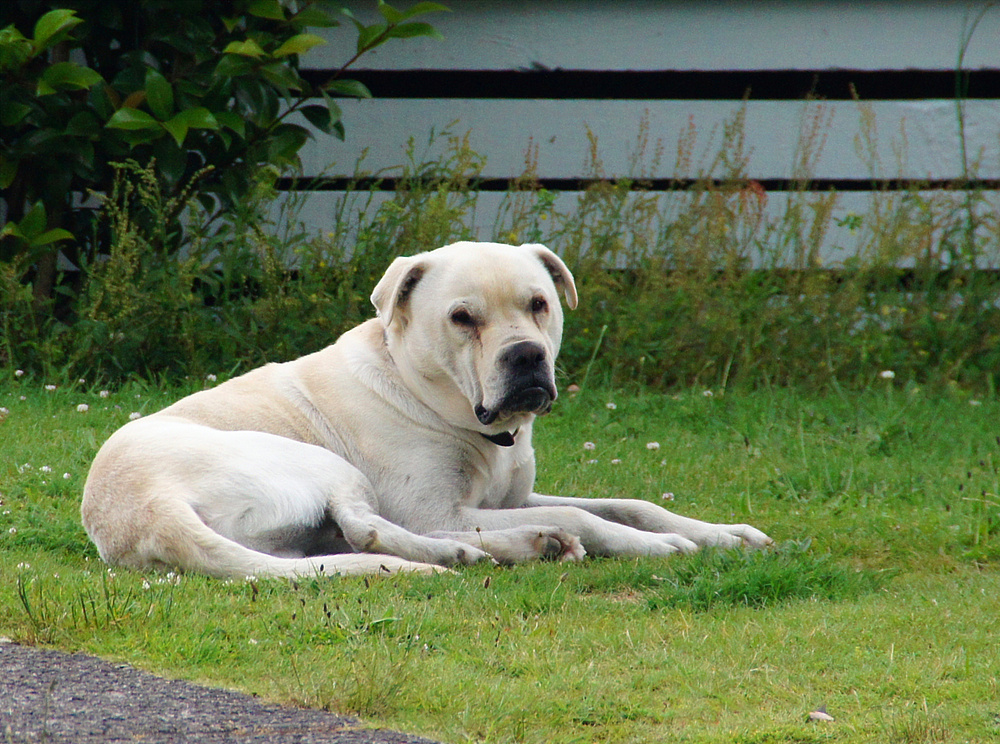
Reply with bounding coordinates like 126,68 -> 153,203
707,523 -> 773,549
431,539 -> 495,567
658,533 -> 699,554
379,560 -> 454,575
531,528 -> 586,562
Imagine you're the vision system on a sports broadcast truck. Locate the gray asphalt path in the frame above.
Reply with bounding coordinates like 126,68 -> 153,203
0,641 -> 442,743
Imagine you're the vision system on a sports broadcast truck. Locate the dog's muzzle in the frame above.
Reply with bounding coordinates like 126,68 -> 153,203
475,341 -> 556,425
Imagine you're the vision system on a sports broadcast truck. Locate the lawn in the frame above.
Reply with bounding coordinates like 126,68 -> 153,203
2,376 -> 999,743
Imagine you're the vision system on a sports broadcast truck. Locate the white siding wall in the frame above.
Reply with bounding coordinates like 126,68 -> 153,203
287,0 -> 1000,262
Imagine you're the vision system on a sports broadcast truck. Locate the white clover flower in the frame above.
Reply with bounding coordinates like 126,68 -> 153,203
248,638 -> 259,646
76,403 -> 89,413
16,562 -> 30,570
15,370 -> 24,378
586,459 -> 598,465
40,466 -> 52,473
206,374 -> 217,382
879,370 -> 895,380
99,390 -> 110,398
142,579 -> 151,591
662,492 -> 675,501
45,384 -> 56,391
0,407 -> 9,416
8,527 -> 16,535
129,412 -> 142,420
78,378 -> 86,385
703,390 -> 714,397
606,402 -> 617,410
63,473 -> 71,480
646,442 -> 660,450
583,441 -> 596,451
611,458 -> 622,465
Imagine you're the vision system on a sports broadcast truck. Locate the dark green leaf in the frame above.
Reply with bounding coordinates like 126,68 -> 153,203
324,78 -> 371,99
171,107 -> 219,130
106,108 -> 161,131
33,9 -> 84,51
214,111 -> 246,137
259,63 -> 304,92
387,22 -> 444,41
224,39 -> 267,58
273,33 -> 327,58
145,68 -> 174,120
1,102 -> 32,127
396,2 -> 451,21
37,62 -> 103,96
320,89 -> 343,122
153,137 -> 187,184
377,2 -> 406,24
248,0 -> 285,21
0,222 -> 25,242
267,123 -> 309,165
300,104 -> 333,133
291,6 -> 341,28
65,112 -> 100,137
0,30 -> 33,72
214,54 -> 254,79
356,23 -> 388,53
161,117 -> 188,147
30,227 -> 75,247
89,84 -> 117,120
0,156 -> 16,189
19,202 -> 48,239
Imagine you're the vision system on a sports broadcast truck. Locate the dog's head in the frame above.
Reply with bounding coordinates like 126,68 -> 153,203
371,241 -> 577,436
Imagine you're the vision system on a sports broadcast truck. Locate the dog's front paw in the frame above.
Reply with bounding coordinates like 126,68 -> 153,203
708,523 -> 773,549
532,528 -> 586,562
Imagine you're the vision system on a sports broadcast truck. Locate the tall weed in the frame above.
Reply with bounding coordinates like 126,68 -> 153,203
3,108 -> 999,391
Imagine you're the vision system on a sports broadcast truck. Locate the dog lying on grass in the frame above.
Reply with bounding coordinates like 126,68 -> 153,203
82,241 -> 771,578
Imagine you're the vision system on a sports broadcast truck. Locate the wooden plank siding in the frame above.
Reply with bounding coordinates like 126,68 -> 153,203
285,0 -> 1000,264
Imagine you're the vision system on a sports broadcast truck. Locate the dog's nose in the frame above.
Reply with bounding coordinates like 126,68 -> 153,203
500,341 -> 546,372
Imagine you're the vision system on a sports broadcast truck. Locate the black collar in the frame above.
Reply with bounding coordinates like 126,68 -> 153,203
481,429 -> 518,447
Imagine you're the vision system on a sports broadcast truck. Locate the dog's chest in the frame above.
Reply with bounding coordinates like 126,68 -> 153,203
459,443 -> 535,509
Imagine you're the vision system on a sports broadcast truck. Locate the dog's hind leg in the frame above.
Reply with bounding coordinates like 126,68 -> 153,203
100,494 -> 445,578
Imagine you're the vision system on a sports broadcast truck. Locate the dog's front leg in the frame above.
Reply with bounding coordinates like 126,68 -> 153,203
453,504 -> 700,558
425,525 -> 586,564
524,493 -> 772,549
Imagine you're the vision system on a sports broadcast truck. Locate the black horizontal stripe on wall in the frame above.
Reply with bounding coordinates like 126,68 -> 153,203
302,69 -> 1000,101
276,176 -> 1000,193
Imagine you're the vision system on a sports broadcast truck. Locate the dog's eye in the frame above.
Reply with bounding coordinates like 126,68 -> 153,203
450,308 -> 476,327
531,297 -> 548,314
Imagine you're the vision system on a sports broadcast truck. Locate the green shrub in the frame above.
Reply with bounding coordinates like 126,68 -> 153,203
0,0 -> 447,317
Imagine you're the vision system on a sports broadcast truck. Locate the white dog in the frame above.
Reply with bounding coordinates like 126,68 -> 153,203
82,241 -> 771,578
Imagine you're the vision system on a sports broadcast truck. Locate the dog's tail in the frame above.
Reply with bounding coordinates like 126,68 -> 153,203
85,494 -> 441,579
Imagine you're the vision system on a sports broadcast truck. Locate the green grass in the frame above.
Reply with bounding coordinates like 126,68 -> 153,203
2,376 -> 1000,743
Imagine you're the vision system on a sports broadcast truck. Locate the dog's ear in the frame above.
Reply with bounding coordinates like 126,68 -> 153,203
526,244 -> 578,309
370,255 -> 427,328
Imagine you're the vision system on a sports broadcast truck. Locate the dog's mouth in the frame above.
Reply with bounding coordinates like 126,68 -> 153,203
475,385 -> 555,426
